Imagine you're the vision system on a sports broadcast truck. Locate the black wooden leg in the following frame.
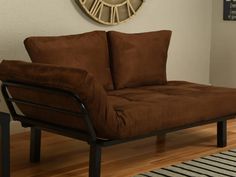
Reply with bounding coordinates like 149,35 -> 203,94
217,120 -> 227,147
30,127 -> 41,163
89,144 -> 101,177
0,112 -> 10,177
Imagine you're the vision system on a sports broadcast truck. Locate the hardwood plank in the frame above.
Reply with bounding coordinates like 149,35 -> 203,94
10,119 -> 236,177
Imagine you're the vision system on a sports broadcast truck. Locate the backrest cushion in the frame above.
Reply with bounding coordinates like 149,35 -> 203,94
24,31 -> 114,90
108,30 -> 172,89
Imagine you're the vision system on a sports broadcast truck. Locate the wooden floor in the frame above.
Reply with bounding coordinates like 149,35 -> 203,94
10,119 -> 236,177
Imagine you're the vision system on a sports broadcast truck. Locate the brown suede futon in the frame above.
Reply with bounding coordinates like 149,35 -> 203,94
0,30 -> 236,177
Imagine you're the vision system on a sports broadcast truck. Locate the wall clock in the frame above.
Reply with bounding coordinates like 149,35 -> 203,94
76,0 -> 144,25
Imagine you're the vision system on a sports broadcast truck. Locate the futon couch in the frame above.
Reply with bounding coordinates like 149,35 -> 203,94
1,30 -> 236,177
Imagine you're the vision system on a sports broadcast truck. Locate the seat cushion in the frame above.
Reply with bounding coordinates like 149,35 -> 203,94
108,30 -> 172,89
24,31 -> 114,90
2,60 -> 236,140
107,81 -> 236,138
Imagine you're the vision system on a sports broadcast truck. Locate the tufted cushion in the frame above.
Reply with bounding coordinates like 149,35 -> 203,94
108,30 -> 172,89
24,31 -> 114,90
107,81 -> 236,138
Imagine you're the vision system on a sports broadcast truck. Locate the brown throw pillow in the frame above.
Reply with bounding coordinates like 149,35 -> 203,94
24,31 -> 114,90
108,30 -> 172,89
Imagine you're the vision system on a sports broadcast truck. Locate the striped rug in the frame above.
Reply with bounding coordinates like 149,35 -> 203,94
135,149 -> 236,177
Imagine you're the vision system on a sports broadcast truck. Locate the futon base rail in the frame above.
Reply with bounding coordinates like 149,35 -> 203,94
0,81 -> 234,177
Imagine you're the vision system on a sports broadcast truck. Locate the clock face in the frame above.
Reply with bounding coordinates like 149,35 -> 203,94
76,0 -> 144,25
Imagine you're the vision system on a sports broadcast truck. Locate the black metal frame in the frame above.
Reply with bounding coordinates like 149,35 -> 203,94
30,127 -> 41,163
0,112 -> 10,177
0,81 -> 235,177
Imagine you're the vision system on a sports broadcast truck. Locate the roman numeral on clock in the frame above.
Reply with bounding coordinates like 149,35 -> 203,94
127,1 -> 136,17
90,0 -> 104,19
110,6 -> 119,23
77,0 -> 143,25
79,0 -> 87,4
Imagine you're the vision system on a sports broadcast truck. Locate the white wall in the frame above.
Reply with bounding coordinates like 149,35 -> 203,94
0,0 -> 212,133
210,1 -> 236,87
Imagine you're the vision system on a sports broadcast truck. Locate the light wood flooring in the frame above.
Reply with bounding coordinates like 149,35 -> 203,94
10,119 -> 236,177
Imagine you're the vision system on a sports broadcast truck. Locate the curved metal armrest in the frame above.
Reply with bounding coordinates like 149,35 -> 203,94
1,81 -> 98,142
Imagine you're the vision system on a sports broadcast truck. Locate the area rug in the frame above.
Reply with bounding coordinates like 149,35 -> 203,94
135,149 -> 236,177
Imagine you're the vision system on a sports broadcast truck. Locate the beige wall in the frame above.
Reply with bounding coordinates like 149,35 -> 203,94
210,1 -> 236,87
0,0 -> 212,133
